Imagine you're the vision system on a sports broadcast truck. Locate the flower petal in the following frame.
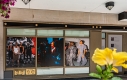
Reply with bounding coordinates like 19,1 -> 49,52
92,56 -> 107,65
103,48 -> 113,64
112,67 -> 118,73
113,52 -> 127,59
93,48 -> 113,65
121,64 -> 127,68
113,51 -> 127,66
113,59 -> 125,66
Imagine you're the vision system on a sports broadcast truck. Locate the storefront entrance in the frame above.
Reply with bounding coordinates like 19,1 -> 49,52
3,22 -> 125,79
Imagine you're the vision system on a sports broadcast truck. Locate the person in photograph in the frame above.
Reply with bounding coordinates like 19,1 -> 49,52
51,41 -> 56,54
54,39 -> 59,53
37,38 -> 63,67
24,41 -> 28,60
84,43 -> 88,52
65,43 -> 69,66
66,41 -> 77,66
19,42 -> 24,55
25,42 -> 33,63
6,37 -> 36,67
50,41 -> 56,65
13,37 -> 19,45
19,42 -> 24,64
65,43 -> 68,51
8,42 -> 13,61
12,42 -> 20,66
65,43 -> 70,66
77,40 -> 87,66
21,37 -> 27,43
83,41 -> 89,60
19,37 -> 27,60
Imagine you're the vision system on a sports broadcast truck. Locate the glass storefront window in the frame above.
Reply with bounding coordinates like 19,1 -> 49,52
102,33 -> 105,39
102,39 -> 105,49
6,28 -> 90,75
37,30 -> 63,36
65,30 -> 89,37
65,67 -> 89,74
102,33 -> 106,49
37,37 -> 64,67
6,37 -> 36,68
7,29 -> 35,36
37,68 -> 63,75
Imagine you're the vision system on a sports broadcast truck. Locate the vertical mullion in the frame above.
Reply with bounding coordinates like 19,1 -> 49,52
35,29 -> 37,76
63,29 -> 65,75
3,27 -> 6,74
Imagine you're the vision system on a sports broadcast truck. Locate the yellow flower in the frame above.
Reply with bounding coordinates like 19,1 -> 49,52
112,49 -> 127,73
92,48 -> 127,73
92,48 -> 113,65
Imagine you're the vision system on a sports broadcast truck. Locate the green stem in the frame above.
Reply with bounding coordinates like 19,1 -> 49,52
101,65 -> 113,80
102,79 -> 108,80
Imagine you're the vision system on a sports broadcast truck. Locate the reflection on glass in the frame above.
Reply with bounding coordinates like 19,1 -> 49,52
6,37 -> 36,68
65,38 -> 90,66
37,68 -> 63,75
65,30 -> 89,37
7,29 -> 35,35
102,39 -> 105,49
37,30 -> 63,36
65,67 -> 89,74
37,38 -> 63,67
102,33 -> 106,39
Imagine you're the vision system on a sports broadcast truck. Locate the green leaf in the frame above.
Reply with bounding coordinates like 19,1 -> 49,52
111,77 -> 122,80
109,64 -> 113,69
107,69 -> 111,73
100,73 -> 105,79
89,73 -> 101,79
102,70 -> 110,79
103,70 -> 108,75
107,73 -> 114,78
102,79 -> 109,80
96,65 -> 102,73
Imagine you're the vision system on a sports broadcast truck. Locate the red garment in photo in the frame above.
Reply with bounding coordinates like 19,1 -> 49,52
31,37 -> 36,55
51,46 -> 56,54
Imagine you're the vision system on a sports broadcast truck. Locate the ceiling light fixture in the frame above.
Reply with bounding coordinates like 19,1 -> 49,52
105,1 -> 114,10
22,0 -> 31,5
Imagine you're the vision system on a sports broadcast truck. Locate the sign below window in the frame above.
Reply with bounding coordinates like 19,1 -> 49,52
26,69 -> 36,75
14,69 -> 25,75
14,69 -> 36,75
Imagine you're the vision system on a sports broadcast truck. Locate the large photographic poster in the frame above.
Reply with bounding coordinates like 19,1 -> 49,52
37,38 -> 63,67
108,35 -> 122,72
6,37 -> 36,68
65,38 -> 89,66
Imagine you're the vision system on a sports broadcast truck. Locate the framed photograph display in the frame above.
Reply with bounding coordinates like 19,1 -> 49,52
37,37 -> 64,67
6,37 -> 36,68
65,38 -> 89,67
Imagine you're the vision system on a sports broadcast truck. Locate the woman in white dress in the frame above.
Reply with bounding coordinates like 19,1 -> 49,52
13,42 -> 20,66
77,40 -> 87,66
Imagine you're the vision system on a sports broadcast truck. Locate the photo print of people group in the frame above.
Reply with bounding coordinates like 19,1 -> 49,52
65,38 -> 89,66
6,37 -> 89,68
37,37 -> 63,67
6,37 -> 36,67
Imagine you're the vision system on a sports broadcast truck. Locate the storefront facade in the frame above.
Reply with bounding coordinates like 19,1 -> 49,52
0,8 -> 127,79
